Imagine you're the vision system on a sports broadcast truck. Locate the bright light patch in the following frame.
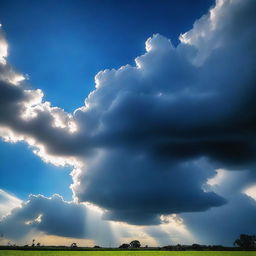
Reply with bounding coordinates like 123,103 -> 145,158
0,39 -> 8,65
0,126 -> 25,143
160,214 -> 195,245
179,32 -> 192,45
68,121 -> 78,133
83,202 -> 104,215
160,214 -> 183,225
0,189 -> 22,219
243,184 -> 256,200
207,168 -> 227,187
51,111 -> 78,133
25,214 -> 43,225
8,74 -> 25,85
36,234 -> 94,247
33,144 -> 80,167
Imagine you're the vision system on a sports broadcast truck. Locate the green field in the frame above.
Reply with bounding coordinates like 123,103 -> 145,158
0,251 -> 255,256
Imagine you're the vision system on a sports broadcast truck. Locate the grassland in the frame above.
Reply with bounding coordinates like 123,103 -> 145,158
0,251 -> 255,256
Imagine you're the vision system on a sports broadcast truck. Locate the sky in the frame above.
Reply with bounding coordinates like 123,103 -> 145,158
0,0 -> 256,247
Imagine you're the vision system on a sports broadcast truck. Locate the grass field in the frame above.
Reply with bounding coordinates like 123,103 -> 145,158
0,251 -> 255,256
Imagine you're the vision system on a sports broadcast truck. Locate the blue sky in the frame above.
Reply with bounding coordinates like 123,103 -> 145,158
0,0 -> 256,247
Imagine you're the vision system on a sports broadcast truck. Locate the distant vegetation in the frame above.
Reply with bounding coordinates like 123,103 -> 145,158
0,251 -> 256,256
234,234 -> 256,249
0,234 -> 255,253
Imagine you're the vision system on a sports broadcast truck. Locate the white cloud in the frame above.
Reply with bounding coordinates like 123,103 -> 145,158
0,30 -> 7,65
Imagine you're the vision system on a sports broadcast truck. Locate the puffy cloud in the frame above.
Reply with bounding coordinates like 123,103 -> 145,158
0,193 -> 116,245
72,0 -> 256,224
0,191 -> 170,246
0,194 -> 87,240
0,0 -> 255,231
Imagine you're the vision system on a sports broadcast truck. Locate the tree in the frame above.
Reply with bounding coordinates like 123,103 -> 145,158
234,234 -> 256,249
70,242 -> 77,248
119,243 -> 130,249
192,244 -> 203,250
129,240 -> 141,248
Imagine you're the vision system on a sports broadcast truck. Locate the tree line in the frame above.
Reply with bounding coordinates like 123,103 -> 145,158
0,234 -> 255,251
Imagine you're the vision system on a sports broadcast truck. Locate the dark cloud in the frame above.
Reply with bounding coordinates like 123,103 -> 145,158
0,194 -> 87,239
75,151 -> 225,225
72,0 -> 256,224
182,194 -> 256,246
0,193 -> 116,245
0,0 -> 255,228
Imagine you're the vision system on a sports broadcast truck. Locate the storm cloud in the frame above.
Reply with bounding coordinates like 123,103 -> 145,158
0,0 -> 255,231
0,194 -> 87,239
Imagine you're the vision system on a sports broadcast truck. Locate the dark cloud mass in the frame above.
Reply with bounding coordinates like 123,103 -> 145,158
75,152 -> 225,225
0,194 -> 87,239
0,0 -> 256,230
0,193 -> 115,245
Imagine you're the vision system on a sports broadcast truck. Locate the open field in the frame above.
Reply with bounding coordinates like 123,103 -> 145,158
0,251 -> 255,256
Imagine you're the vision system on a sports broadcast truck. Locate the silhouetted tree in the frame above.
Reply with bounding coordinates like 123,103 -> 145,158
70,242 -> 77,248
36,242 -> 41,247
130,240 -> 141,248
119,243 -> 130,248
234,234 -> 256,249
175,244 -> 184,251
192,243 -> 203,250
93,245 -> 101,248
31,239 -> 35,247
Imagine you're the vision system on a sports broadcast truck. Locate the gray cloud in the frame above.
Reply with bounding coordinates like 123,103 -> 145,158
0,0 -> 255,230
182,193 -> 256,246
0,194 -> 87,239
75,152 -> 225,225
0,193 -> 116,246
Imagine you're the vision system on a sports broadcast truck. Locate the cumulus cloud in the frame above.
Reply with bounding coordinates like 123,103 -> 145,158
0,194 -> 87,240
0,0 -> 255,235
0,191 -> 167,246
72,0 -> 256,224
0,193 -> 117,246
